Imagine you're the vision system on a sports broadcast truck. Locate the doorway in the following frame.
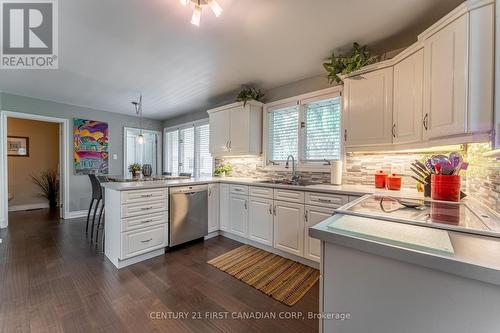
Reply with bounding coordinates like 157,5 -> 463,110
0,111 -> 70,229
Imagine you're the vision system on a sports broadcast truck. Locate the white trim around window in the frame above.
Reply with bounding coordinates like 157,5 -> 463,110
263,86 -> 343,172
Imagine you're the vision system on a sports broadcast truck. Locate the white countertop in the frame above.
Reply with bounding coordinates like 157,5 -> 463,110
102,176 -> 424,198
310,214 -> 500,286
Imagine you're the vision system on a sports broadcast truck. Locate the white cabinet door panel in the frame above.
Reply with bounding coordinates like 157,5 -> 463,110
273,200 -> 305,257
208,183 -> 220,233
248,197 -> 274,246
229,194 -> 249,238
393,49 -> 424,144
228,106 -> 250,154
305,206 -> 335,262
343,67 -> 394,147
423,14 -> 468,139
219,184 -> 230,231
209,110 -> 230,155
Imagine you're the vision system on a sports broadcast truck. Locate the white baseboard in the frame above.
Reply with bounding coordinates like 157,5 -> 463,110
204,231 -> 220,240
64,210 -> 88,219
8,203 -> 49,212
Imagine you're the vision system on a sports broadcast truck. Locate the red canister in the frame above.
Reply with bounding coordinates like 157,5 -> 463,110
374,170 -> 388,188
431,175 -> 461,202
386,174 -> 402,191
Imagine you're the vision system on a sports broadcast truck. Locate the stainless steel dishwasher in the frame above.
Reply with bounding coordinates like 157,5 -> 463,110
169,185 -> 208,247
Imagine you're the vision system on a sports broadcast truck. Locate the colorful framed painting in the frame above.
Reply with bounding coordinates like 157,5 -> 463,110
73,119 -> 109,175
7,136 -> 29,157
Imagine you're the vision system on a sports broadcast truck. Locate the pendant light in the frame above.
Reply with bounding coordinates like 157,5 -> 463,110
132,94 -> 144,145
180,0 -> 223,27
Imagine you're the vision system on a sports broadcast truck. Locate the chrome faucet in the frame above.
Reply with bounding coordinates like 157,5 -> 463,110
285,155 -> 300,183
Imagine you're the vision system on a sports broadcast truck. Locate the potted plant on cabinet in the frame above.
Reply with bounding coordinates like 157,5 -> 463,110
235,85 -> 265,106
128,163 -> 142,179
214,163 -> 232,178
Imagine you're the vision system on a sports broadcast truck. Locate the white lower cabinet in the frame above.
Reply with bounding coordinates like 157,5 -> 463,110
304,206 -> 335,262
208,183 -> 220,233
219,183 -> 230,231
248,197 -> 274,246
273,200 -> 305,257
229,193 -> 249,237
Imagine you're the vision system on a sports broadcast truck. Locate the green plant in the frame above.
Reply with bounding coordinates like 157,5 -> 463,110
323,42 -> 379,84
236,85 -> 265,106
214,163 -> 232,176
31,169 -> 59,209
128,163 -> 142,174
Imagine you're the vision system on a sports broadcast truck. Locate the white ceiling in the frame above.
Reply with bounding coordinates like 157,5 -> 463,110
0,0 -> 463,119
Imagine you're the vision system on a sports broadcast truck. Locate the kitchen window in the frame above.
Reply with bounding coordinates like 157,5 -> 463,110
264,87 -> 342,170
164,120 -> 212,177
124,127 -> 162,176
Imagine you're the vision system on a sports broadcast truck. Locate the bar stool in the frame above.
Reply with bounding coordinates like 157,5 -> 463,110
86,174 -> 104,242
95,175 -> 108,246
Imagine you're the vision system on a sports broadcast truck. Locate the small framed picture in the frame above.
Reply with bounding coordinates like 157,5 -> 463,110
7,136 -> 29,157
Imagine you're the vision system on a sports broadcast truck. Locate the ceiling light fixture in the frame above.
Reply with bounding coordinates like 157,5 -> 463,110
180,0 -> 223,27
132,94 -> 145,145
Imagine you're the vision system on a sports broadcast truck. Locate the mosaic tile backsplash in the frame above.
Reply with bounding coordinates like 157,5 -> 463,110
216,142 -> 500,213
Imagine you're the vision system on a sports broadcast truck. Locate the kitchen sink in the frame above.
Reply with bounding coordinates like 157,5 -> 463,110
257,179 -> 319,187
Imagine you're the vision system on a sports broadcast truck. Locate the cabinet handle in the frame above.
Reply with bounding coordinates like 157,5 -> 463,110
269,204 -> 273,215
228,140 -> 232,150
273,205 -> 276,216
141,194 -> 153,198
244,200 -> 247,210
344,129 -> 347,141
305,210 -> 308,222
141,219 -> 154,224
317,198 -> 332,203
423,114 -> 429,131
208,187 -> 212,197
141,238 -> 153,243
392,124 -> 396,138
140,206 -> 153,210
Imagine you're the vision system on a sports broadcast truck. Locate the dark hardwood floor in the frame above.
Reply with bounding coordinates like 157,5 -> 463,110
0,209 -> 319,333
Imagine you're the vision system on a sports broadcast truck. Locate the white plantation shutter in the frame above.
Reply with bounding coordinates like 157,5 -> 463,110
302,96 -> 342,161
164,120 -> 212,177
267,105 -> 299,161
196,123 -> 212,177
165,130 -> 179,175
180,127 -> 195,174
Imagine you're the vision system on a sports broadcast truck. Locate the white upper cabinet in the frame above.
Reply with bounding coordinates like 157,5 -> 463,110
343,67 -> 394,147
208,101 -> 263,157
422,14 -> 468,139
393,48 -> 424,144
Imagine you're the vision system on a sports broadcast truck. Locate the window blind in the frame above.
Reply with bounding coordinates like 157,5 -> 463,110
303,97 -> 342,161
165,130 -> 179,175
195,123 -> 212,177
267,105 -> 299,161
180,127 -> 195,174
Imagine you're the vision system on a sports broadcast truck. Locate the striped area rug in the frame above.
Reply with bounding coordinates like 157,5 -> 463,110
208,245 -> 319,306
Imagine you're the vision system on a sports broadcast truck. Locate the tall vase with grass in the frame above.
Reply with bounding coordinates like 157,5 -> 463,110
31,169 -> 59,210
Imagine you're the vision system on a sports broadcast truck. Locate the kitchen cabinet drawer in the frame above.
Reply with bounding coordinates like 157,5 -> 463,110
230,184 -> 249,195
121,189 -> 167,205
121,200 -> 167,218
120,224 -> 168,259
249,186 -> 273,199
305,192 -> 347,209
274,189 -> 304,203
121,211 -> 168,232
